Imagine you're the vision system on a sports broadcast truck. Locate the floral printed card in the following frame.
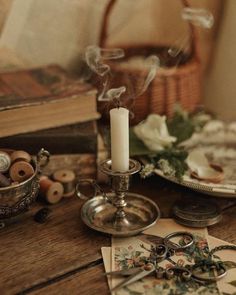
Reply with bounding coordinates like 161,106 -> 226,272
101,247 -> 112,289
111,219 -> 220,295
102,235 -> 236,295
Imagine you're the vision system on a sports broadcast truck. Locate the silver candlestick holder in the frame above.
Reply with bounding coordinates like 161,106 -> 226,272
77,159 -> 160,237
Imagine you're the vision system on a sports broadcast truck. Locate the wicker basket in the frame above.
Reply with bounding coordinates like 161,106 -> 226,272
97,0 -> 201,124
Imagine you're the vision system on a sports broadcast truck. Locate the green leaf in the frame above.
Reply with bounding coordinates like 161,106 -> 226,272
134,251 -> 143,257
152,148 -> 188,180
167,112 -> 195,144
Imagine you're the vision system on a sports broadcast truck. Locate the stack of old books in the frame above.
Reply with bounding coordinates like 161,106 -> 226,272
0,64 -> 100,178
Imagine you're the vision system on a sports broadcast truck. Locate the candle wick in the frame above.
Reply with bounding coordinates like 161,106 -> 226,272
114,98 -> 120,109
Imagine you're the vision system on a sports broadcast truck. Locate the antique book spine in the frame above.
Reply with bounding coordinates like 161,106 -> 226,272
0,64 -> 100,137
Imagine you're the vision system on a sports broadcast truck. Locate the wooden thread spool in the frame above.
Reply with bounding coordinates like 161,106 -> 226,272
0,172 -> 11,187
10,150 -> 31,163
52,169 -> 75,197
0,151 -> 11,173
39,176 -> 64,204
9,160 -> 34,182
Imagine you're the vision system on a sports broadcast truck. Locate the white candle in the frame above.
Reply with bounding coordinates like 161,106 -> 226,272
110,107 -> 129,172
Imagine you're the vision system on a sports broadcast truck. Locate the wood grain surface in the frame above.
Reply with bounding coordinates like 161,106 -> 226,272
30,263 -> 109,295
209,205 -> 236,244
0,174 -> 235,295
0,197 -> 110,294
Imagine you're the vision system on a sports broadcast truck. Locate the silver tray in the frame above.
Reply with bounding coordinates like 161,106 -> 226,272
153,126 -> 236,198
81,192 -> 160,237
154,168 -> 236,198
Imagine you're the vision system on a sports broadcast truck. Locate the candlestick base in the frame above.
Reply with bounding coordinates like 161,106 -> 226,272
77,159 -> 160,237
81,192 -> 160,237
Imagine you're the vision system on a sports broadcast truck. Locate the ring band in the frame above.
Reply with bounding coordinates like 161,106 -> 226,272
163,231 -> 194,250
155,244 -> 168,259
192,264 -> 226,282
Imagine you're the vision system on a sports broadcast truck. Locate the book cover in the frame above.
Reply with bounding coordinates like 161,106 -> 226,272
0,64 -> 100,137
0,120 -> 98,155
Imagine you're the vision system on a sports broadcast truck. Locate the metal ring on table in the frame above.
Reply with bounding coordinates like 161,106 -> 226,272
155,244 -> 168,262
209,245 -> 236,257
163,231 -> 194,250
191,263 -> 227,282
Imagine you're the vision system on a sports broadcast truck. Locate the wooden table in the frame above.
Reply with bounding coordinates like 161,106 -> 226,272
1,175 -> 236,295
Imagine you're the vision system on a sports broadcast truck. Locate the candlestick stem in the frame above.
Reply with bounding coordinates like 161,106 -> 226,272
100,159 -> 141,229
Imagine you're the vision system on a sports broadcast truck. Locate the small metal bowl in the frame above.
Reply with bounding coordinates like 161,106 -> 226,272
0,148 -> 50,223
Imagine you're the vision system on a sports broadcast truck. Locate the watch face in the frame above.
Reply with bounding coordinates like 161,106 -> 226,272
172,198 -> 222,227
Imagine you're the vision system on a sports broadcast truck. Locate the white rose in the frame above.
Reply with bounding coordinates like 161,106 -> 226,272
134,114 -> 176,151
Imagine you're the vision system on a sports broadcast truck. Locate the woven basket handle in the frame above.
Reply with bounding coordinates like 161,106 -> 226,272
99,0 -> 200,61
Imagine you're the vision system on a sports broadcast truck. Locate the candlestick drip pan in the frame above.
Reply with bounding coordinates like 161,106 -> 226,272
81,192 -> 160,237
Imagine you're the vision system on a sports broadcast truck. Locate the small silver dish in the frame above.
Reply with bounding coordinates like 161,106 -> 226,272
0,148 -> 50,225
81,192 -> 160,237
